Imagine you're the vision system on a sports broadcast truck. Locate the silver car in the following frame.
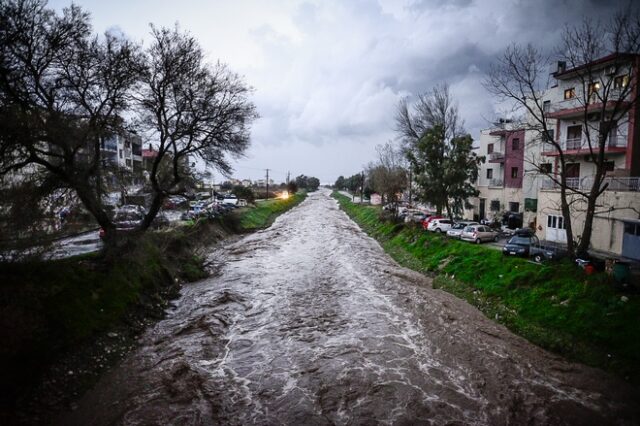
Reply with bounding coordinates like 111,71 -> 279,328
446,221 -> 479,239
460,224 -> 500,244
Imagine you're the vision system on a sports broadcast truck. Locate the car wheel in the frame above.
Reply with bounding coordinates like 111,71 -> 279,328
436,228 -> 442,233
494,235 -> 499,242
533,254 -> 543,263
475,238 -> 481,244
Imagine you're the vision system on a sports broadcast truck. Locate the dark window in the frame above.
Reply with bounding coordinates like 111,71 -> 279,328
119,149 -> 123,159
511,167 -> 519,178
565,163 -> 580,178
524,198 -> 537,212
544,129 -> 554,143
540,163 -> 552,173
486,169 -> 493,179
543,100 -> 550,113
564,88 -> 575,99
487,143 -> 494,154
490,200 -> 501,211
509,202 -> 520,212
512,138 -> 520,150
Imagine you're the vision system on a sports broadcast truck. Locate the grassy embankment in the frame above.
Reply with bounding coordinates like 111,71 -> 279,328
332,191 -> 640,383
0,192 -> 307,414
236,191 -> 307,230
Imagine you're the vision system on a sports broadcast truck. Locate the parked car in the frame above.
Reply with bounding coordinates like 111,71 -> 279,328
223,193 -> 238,205
99,205 -> 146,238
163,195 -> 188,209
421,215 -> 443,230
238,198 -> 248,207
404,210 -> 427,223
427,218 -> 454,233
460,224 -> 500,244
446,221 -> 479,239
502,229 -> 565,262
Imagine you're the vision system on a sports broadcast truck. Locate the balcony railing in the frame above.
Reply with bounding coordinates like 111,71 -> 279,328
545,137 -> 628,153
541,176 -> 640,192
565,137 -> 582,150
603,177 -> 640,191
489,178 -> 504,187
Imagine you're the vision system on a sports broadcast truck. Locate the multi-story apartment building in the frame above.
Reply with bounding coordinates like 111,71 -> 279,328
468,53 -> 640,260
100,131 -> 144,185
468,121 -> 525,223
527,53 -> 640,260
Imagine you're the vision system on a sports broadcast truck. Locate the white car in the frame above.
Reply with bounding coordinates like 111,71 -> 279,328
427,218 -> 454,233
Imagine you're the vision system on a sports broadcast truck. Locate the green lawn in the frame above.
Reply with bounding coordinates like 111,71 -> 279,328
237,192 -> 307,230
332,192 -> 640,383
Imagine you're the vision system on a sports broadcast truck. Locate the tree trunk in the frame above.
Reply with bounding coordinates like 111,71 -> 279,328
559,183 -> 575,258
74,180 -> 114,233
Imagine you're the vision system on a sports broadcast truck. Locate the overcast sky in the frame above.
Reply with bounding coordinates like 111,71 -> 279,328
49,0 -> 627,184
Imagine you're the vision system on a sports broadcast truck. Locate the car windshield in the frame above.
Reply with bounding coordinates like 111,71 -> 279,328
463,226 -> 474,232
508,236 -> 531,245
452,223 -> 465,229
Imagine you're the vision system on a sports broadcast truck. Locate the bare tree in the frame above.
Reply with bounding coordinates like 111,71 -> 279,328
484,7 -> 640,256
0,0 -> 143,235
366,142 -> 407,211
137,26 -> 258,230
395,83 -> 481,216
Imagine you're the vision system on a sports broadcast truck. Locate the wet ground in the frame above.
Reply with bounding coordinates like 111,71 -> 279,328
59,189 -> 639,425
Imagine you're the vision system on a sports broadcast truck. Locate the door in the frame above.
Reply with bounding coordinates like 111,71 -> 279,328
479,199 -> 486,221
622,222 -> 640,260
546,214 -> 567,243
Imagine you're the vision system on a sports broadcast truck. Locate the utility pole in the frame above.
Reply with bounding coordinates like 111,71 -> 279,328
360,171 -> 364,204
286,171 -> 290,185
266,168 -> 270,200
408,167 -> 412,207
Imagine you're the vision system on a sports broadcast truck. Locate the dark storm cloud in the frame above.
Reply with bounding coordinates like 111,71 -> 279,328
47,0 -> 637,182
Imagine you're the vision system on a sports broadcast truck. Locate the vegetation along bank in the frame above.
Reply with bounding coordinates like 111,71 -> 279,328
0,192 -> 307,424
332,192 -> 640,385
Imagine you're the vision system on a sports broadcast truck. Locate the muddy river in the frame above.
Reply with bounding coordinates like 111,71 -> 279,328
59,190 -> 639,425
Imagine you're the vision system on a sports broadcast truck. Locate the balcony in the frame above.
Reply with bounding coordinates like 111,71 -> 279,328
541,176 -> 640,192
547,99 -> 631,120
543,136 -> 627,156
489,178 -> 504,188
488,152 -> 504,163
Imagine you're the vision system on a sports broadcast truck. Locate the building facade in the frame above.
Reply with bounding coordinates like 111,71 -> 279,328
529,54 -> 640,259
468,122 -> 525,223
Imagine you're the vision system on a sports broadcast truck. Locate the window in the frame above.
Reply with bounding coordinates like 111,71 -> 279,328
512,138 -> 520,150
487,143 -> 494,154
624,222 -> 640,236
588,82 -> 601,95
486,169 -> 493,179
614,75 -> 629,89
564,88 -> 575,99
119,149 -> 123,159
540,163 -> 552,174
543,100 -> 550,113
524,198 -> 537,212
490,200 -> 501,211
547,215 -> 566,230
509,202 -> 520,212
511,167 -> 519,178
125,159 -> 132,167
604,161 -> 615,172
544,129 -> 555,142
